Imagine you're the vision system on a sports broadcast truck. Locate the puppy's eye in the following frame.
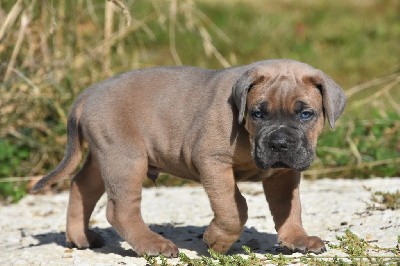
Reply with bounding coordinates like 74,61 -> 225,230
299,110 -> 314,121
251,110 -> 263,119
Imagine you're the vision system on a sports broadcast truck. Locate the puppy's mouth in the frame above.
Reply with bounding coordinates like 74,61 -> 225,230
253,145 -> 314,172
255,158 -> 311,172
271,161 -> 291,169
272,160 -> 311,171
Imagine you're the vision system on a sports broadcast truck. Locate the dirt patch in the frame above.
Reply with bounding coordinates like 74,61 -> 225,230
0,178 -> 399,265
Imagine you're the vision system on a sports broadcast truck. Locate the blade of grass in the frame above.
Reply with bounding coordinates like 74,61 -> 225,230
0,0 -> 23,42
168,0 -> 182,65
104,0 -> 115,74
4,11 -> 30,82
346,73 -> 399,99
349,76 -> 400,109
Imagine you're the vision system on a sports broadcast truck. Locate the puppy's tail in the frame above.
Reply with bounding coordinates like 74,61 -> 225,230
31,100 -> 84,193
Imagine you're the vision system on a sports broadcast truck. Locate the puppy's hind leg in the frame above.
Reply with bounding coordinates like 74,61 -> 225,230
66,152 -> 106,249
100,146 -> 179,257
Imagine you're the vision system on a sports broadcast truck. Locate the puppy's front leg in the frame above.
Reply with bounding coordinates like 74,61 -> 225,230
200,163 -> 248,253
262,170 -> 325,253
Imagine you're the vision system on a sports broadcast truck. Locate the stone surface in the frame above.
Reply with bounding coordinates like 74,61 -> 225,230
0,178 -> 399,265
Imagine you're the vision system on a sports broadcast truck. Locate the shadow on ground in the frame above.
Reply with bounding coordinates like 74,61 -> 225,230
30,224 -> 280,257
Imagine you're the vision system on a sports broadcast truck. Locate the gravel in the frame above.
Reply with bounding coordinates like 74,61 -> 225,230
0,178 -> 399,265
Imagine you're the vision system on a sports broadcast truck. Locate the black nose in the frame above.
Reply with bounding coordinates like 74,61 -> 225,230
269,138 -> 289,151
268,131 -> 290,151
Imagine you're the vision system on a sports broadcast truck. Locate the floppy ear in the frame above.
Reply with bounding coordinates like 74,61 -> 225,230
232,68 -> 266,124
305,71 -> 347,128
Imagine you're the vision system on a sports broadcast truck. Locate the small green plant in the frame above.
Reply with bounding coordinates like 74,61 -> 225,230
176,246 -> 262,266
144,230 -> 399,266
264,253 -> 292,265
330,229 -> 369,257
370,190 -> 400,210
144,254 -> 169,266
329,229 -> 399,265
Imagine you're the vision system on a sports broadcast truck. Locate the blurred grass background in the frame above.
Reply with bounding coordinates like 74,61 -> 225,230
0,0 -> 399,202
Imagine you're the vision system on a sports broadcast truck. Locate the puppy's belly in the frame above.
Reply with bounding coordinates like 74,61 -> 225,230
147,161 -> 200,182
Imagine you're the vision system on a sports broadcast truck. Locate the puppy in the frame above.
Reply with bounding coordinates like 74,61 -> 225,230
32,59 -> 346,257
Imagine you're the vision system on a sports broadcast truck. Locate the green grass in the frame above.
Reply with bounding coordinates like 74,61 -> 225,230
306,110 -> 400,179
0,0 -> 399,200
0,140 -> 29,202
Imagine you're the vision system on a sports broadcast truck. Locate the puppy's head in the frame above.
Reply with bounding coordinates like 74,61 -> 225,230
232,60 -> 346,171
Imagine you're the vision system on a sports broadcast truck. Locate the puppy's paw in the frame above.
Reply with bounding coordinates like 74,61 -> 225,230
203,222 -> 241,254
66,229 -> 105,249
133,232 -> 179,258
278,234 -> 326,254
